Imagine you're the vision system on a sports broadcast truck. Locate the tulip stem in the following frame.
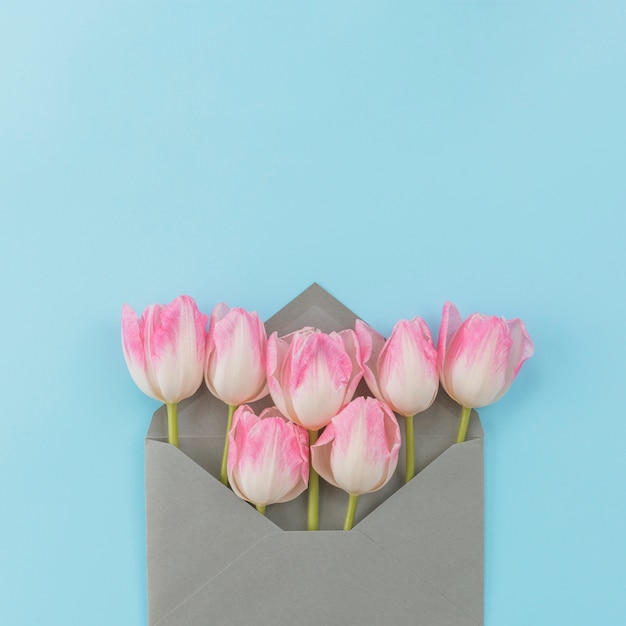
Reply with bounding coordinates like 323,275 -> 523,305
220,404 -> 236,486
308,430 -> 319,531
404,414 -> 415,482
456,406 -> 472,443
166,403 -> 179,448
256,505 -> 266,515
343,494 -> 359,531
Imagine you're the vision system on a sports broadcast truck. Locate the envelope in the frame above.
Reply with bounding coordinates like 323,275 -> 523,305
145,283 -> 483,625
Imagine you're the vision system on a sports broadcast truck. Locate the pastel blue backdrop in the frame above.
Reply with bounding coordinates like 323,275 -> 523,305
2,2 -> 624,624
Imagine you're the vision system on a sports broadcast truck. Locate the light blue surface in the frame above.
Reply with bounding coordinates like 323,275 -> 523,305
1,2 -> 625,624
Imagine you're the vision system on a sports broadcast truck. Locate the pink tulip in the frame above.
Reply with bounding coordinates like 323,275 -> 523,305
121,295 -> 208,404
227,406 -> 309,510
437,301 -> 534,409
311,396 -> 401,497
355,318 -> 438,418
266,327 -> 362,432
356,317 -> 438,482
205,303 -> 269,407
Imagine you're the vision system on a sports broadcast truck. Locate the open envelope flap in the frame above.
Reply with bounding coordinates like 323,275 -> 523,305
155,531 -> 477,626
263,282 -> 360,335
356,438 -> 484,625
145,440 -> 278,624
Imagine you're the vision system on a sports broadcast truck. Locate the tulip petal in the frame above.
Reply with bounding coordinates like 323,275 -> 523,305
505,318 -> 535,382
310,421 -> 339,488
382,403 -> 403,484
338,328 -> 364,401
121,303 -> 159,400
354,320 -> 385,401
258,406 -> 310,490
151,296 -> 208,403
205,302 -> 232,364
209,302 -> 232,329
140,304 -> 167,401
436,301 -> 463,377
330,399 -> 389,495
266,332 -> 294,421
236,419 -> 285,505
226,405 -> 250,480
489,317 -> 535,404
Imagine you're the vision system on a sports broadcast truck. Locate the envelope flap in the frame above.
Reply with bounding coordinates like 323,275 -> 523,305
264,282 -> 359,335
145,440 -> 278,624
356,438 -> 484,624
156,531 -> 477,626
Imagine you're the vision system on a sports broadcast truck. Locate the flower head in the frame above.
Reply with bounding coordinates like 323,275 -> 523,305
121,295 -> 208,404
266,327 -> 362,431
205,304 -> 269,407
228,406 -> 309,507
311,396 -> 401,496
356,318 -> 438,417
437,302 -> 534,408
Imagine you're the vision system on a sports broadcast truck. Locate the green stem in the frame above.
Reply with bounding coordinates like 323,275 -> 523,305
166,403 -> 179,448
219,404 -> 236,486
343,494 -> 359,531
456,406 -> 472,443
256,504 -> 266,515
404,414 -> 415,483
308,429 -> 319,531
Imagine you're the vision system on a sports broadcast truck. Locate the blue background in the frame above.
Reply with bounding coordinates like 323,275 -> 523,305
2,1 -> 624,624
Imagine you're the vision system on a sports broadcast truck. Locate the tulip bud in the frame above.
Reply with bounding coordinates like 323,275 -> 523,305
356,317 -> 438,482
205,304 -> 269,407
437,302 -> 534,409
121,295 -> 208,405
227,406 -> 309,509
311,396 -> 401,497
356,318 -> 438,418
266,327 -> 362,432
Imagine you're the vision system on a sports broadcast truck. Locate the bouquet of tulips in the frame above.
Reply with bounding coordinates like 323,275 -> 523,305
122,295 -> 533,531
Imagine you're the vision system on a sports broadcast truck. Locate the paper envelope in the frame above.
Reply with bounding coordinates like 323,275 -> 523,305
145,284 -> 483,625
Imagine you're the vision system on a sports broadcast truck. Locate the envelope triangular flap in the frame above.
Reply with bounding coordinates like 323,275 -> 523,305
356,438 -> 484,625
145,440 -> 278,624
156,531 -> 475,626
264,282 -> 360,335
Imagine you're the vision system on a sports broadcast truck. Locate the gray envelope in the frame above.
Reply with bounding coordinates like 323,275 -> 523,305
145,284 -> 483,625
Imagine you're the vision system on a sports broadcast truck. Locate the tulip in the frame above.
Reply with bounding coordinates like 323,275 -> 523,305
266,326 -> 362,530
121,295 -> 208,447
311,396 -> 401,530
355,318 -> 438,482
228,406 -> 309,514
437,301 -> 534,443
205,303 -> 269,406
205,304 -> 269,485
266,327 -> 362,431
